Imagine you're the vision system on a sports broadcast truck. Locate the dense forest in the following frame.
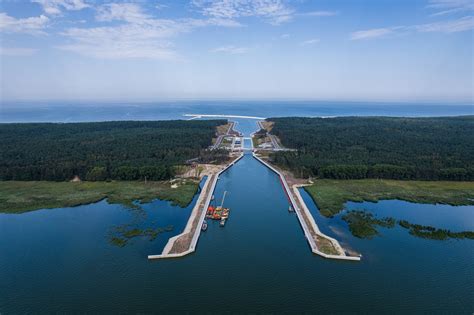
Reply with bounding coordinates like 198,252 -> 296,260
268,116 -> 474,180
0,120 -> 226,181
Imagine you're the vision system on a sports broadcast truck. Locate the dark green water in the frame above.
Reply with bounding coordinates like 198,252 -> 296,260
1,153 -> 473,313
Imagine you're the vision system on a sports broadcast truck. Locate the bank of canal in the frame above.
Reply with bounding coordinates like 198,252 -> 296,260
1,119 -> 473,313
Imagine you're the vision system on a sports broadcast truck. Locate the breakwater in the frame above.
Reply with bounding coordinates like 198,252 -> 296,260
252,153 -> 361,261
148,154 -> 244,259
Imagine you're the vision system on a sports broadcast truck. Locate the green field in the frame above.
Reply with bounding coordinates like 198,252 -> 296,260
304,179 -> 474,217
0,180 -> 199,214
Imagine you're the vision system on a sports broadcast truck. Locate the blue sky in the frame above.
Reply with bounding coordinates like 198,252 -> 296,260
0,0 -> 473,102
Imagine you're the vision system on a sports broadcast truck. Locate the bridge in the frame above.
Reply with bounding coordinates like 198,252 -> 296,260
184,114 -> 266,120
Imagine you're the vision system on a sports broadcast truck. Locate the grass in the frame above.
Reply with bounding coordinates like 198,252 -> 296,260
216,122 -> 232,135
304,179 -> 474,217
0,180 -> 199,214
316,235 -> 340,255
399,220 -> 474,240
342,210 -> 396,239
340,210 -> 474,240
109,225 -> 175,247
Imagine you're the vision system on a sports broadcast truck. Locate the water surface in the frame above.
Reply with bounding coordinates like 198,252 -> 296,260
2,100 -> 472,123
1,155 -> 473,313
1,104 -> 473,312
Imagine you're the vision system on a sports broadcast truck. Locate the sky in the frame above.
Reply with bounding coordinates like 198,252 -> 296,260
0,0 -> 473,102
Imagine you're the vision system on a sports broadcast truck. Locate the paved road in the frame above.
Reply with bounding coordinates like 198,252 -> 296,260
212,122 -> 234,150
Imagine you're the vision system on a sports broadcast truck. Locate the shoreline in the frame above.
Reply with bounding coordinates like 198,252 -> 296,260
252,153 -> 361,261
148,153 -> 244,259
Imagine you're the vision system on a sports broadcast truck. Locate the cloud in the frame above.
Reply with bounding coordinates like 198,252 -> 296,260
350,28 -> 394,40
351,16 -> 473,40
155,3 -> 169,11
210,45 -> 248,54
96,3 -> 150,23
58,22 -> 185,59
0,47 -> 38,56
300,11 -> 338,17
427,0 -> 474,17
192,0 -> 294,25
57,3 -> 241,59
32,0 -> 89,15
416,15 -> 474,32
300,38 -> 320,45
0,13 -> 49,34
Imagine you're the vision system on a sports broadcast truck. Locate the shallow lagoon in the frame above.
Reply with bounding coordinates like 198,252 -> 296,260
1,155 -> 473,313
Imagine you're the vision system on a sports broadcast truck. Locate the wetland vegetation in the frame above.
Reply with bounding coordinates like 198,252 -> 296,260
304,179 -> 474,217
342,210 -> 395,238
398,220 -> 474,240
342,210 -> 474,240
109,225 -> 175,247
0,180 -> 199,213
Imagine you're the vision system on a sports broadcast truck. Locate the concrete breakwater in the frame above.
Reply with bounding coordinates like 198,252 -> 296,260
252,153 -> 361,261
148,154 -> 244,260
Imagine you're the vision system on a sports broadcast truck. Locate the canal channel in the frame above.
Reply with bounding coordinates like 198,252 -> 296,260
0,119 -> 472,313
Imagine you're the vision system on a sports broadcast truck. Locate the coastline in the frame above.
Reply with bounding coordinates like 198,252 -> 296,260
252,152 -> 361,261
148,153 -> 244,259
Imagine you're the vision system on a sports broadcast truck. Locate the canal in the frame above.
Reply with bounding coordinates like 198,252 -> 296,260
0,120 -> 473,313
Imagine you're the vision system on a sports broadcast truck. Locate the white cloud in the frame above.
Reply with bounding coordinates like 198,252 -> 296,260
192,0 -> 294,25
210,45 -> 248,54
0,13 -> 49,34
300,38 -> 320,45
155,4 -> 169,11
58,3 -> 241,59
351,16 -> 473,40
32,0 -> 89,15
96,3 -> 150,23
300,11 -> 338,17
416,15 -> 474,32
351,16 -> 474,40
427,0 -> 474,17
58,22 -> 185,59
0,47 -> 38,56
350,28 -> 394,40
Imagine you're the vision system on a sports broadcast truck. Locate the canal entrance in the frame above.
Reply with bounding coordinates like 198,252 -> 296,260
1,118 -> 473,313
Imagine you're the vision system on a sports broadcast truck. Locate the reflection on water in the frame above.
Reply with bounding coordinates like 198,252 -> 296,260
1,117 -> 473,312
1,156 -> 473,313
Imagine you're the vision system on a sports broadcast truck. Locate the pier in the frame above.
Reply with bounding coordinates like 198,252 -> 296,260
252,153 -> 361,261
148,154 -> 244,259
184,114 -> 266,120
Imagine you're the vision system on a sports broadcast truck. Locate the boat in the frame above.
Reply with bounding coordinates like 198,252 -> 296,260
288,205 -> 294,212
209,191 -> 230,225
201,220 -> 208,231
206,206 -> 215,218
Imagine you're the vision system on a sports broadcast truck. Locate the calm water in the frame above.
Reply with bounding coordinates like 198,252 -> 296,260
1,100 -> 472,122
1,154 -> 473,313
1,103 -> 473,312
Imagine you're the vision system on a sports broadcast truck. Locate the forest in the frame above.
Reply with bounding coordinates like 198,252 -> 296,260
0,120 -> 226,181
268,116 -> 474,180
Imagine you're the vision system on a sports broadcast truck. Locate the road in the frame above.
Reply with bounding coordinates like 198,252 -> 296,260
212,121 -> 234,150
